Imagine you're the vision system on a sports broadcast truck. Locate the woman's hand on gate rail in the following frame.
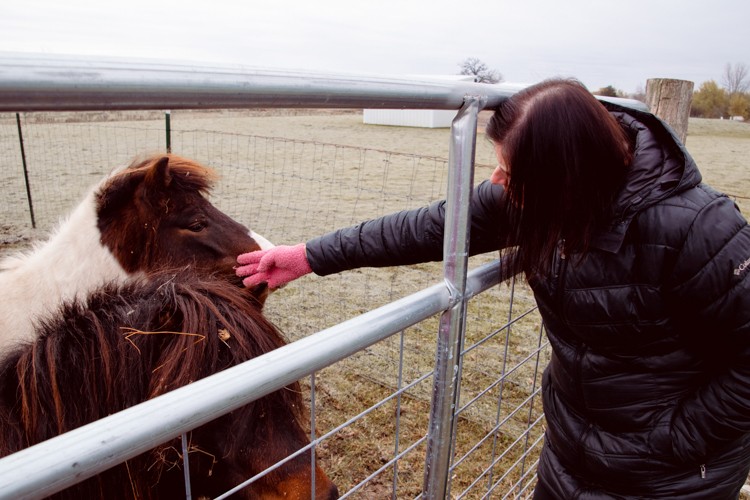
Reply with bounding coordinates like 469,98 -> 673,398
236,243 -> 312,289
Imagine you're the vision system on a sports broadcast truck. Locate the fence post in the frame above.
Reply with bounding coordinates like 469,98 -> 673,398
15,113 -> 36,229
165,110 -> 171,153
645,78 -> 694,143
422,94 -> 485,499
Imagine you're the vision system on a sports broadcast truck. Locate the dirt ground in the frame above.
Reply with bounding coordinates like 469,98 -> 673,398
0,109 -> 748,498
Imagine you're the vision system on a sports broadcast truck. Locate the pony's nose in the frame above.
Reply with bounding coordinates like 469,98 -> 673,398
317,482 -> 339,500
313,466 -> 339,499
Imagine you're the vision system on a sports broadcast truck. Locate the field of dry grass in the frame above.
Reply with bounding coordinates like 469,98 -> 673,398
684,117 -> 750,216
0,110 -> 748,498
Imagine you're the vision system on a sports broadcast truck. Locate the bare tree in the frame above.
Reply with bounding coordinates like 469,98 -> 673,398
458,57 -> 502,84
629,84 -> 647,103
593,85 -> 624,98
721,62 -> 750,95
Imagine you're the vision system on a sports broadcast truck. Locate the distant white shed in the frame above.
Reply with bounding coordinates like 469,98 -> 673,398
363,108 -> 460,128
363,75 -> 475,129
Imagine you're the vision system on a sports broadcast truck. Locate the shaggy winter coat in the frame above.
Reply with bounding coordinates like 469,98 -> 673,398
306,104 -> 750,498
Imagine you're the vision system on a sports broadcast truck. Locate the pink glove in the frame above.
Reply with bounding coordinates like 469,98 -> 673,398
236,243 -> 312,289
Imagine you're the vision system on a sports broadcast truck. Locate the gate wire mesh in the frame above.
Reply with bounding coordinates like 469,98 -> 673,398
0,110 -> 549,499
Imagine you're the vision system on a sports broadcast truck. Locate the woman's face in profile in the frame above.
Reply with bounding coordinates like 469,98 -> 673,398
490,142 -> 509,188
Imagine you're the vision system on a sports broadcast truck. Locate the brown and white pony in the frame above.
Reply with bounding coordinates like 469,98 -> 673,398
0,154 -> 273,357
0,270 -> 338,499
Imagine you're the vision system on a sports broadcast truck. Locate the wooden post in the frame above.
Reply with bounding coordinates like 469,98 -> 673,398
645,78 -> 694,143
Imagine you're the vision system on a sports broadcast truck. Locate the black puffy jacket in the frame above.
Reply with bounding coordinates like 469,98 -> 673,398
306,104 -> 750,498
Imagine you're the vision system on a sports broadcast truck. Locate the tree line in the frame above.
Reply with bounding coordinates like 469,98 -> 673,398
690,63 -> 749,119
459,58 -> 750,121
592,63 -> 749,120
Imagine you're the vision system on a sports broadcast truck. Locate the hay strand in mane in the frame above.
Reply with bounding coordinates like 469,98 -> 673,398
122,327 -> 206,356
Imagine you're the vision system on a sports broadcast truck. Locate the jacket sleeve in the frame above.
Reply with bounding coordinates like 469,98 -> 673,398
666,191 -> 750,463
306,180 -> 507,276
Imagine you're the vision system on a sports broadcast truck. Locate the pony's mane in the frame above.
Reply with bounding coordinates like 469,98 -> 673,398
0,269 -> 302,463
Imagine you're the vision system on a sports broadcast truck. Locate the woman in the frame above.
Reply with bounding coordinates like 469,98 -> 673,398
237,79 -> 750,498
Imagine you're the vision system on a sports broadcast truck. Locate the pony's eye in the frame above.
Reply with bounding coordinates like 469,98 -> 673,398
187,220 -> 206,232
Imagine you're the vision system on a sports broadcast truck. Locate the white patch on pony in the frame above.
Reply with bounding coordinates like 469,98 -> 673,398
250,230 -> 275,251
0,185 -> 130,356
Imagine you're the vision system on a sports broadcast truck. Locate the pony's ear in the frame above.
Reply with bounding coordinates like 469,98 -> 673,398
146,156 -> 173,189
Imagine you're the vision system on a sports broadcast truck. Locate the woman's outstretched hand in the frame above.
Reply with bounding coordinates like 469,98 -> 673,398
236,243 -> 312,289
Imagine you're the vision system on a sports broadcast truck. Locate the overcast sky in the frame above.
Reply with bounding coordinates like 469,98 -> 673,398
1,0 -> 747,94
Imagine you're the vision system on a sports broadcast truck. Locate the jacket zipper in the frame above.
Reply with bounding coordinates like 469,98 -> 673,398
700,464 -> 706,479
555,239 -> 567,303
556,240 -> 590,470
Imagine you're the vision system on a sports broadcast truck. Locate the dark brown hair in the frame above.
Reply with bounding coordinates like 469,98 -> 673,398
485,78 -> 632,275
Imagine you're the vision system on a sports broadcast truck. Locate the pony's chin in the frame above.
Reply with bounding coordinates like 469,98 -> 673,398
222,272 -> 269,308
247,282 -> 269,307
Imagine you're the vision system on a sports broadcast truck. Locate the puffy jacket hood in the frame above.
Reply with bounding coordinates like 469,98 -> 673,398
593,103 -> 703,253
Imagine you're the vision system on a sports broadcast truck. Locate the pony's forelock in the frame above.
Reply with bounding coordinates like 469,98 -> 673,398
111,153 -> 218,195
